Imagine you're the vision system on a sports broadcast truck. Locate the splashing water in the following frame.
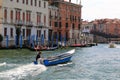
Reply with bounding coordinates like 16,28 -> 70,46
0,63 -> 47,80
0,62 -> 6,67
57,62 -> 73,67
115,45 -> 120,48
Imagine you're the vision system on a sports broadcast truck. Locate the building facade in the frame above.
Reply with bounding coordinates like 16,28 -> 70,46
0,0 -> 49,47
81,21 -> 94,44
48,5 -> 59,42
91,19 -> 120,43
48,0 -> 82,45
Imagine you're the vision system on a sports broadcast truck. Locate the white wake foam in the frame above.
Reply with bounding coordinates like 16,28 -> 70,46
0,62 -> 6,67
0,63 -> 47,80
57,62 -> 73,67
115,45 -> 120,48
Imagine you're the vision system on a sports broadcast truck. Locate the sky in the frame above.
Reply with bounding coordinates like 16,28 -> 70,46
70,0 -> 120,21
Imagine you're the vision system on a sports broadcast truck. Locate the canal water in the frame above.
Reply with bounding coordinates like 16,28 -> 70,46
0,44 -> 120,80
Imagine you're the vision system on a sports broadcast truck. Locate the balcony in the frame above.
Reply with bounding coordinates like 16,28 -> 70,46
26,21 -> 33,27
82,29 -> 90,34
15,20 -> 23,26
37,22 -> 44,28
2,19 -> 8,24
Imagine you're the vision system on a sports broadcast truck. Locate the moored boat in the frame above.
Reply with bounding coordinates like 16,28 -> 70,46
30,46 -> 58,51
70,44 -> 86,47
109,42 -> 116,48
34,49 -> 75,66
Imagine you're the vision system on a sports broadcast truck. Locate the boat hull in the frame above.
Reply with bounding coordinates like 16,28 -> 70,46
43,56 -> 72,66
70,44 -> 86,47
34,49 -> 75,66
109,43 -> 116,48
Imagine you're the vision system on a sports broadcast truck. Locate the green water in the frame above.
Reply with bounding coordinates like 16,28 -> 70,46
0,44 -> 120,80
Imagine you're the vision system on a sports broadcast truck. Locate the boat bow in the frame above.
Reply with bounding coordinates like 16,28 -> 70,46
65,49 -> 75,54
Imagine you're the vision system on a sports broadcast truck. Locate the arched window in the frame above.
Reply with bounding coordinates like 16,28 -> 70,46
72,23 -> 75,29
44,15 -> 46,25
39,1 -> 41,7
31,0 -> 33,6
26,0 -> 28,5
23,12 -> 25,22
22,0 -> 25,4
35,0 -> 37,6
17,0 -> 19,3
10,10 -> 13,22
44,2 -> 46,8
4,9 -> 7,21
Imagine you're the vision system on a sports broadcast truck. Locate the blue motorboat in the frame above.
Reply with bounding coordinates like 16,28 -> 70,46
34,49 -> 75,66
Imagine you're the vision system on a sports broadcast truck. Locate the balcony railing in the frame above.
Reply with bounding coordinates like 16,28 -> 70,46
82,29 -> 90,33
37,22 -> 44,28
3,19 -> 8,24
15,20 -> 23,26
26,21 -> 33,27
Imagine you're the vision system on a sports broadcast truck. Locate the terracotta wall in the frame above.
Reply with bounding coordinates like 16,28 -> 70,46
54,1 -> 81,38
